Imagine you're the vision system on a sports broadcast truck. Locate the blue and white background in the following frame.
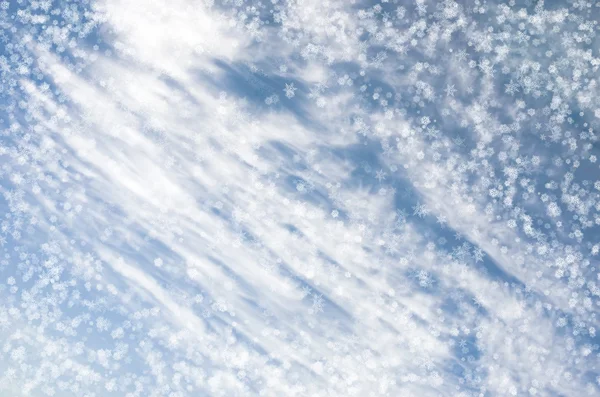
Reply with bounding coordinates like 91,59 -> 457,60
0,0 -> 600,396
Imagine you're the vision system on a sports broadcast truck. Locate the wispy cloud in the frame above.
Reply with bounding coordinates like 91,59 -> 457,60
0,0 -> 599,396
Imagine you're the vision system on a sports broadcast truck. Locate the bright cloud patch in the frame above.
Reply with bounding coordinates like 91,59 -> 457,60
1,0 -> 600,396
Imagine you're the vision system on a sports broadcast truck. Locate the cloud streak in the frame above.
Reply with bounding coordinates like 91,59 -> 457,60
0,0 -> 599,396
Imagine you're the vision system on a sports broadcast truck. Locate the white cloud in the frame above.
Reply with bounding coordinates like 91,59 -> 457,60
0,0 -> 599,396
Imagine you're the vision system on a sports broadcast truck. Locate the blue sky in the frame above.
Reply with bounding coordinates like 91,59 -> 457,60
0,0 -> 599,396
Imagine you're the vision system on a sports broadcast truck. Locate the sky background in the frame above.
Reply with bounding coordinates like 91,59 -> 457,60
0,0 -> 600,396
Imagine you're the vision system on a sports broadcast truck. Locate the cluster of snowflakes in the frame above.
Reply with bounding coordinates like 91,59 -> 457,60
0,0 -> 600,396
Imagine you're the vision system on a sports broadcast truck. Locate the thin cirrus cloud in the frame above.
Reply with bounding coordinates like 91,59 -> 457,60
0,0 -> 599,396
